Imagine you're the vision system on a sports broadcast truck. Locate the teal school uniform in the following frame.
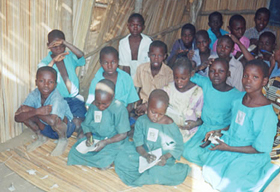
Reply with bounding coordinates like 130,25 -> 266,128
114,115 -> 190,187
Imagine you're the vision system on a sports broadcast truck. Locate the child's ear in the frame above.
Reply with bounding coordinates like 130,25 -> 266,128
208,22 -> 211,27
191,70 -> 195,77
163,53 -> 167,60
47,42 -> 49,47
142,25 -> 146,31
227,70 -> 231,77
262,77 -> 269,87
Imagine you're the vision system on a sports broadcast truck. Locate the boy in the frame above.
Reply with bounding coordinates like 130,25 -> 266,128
207,11 -> 228,50
68,79 -> 130,169
15,67 -> 75,156
213,14 -> 250,59
167,23 -> 196,68
134,40 -> 173,116
38,29 -> 87,133
244,7 -> 276,45
209,35 -> 244,91
119,13 -> 152,79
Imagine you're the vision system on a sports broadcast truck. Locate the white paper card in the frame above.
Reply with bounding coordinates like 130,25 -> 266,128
94,111 -> 102,123
147,128 -> 159,142
235,110 -> 246,126
138,148 -> 162,173
76,139 -> 101,154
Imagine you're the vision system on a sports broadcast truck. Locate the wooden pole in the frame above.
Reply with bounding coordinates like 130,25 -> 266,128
61,0 -> 73,43
134,0 -> 143,13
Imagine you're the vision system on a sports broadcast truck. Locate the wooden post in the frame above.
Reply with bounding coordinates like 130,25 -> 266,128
190,0 -> 203,25
61,0 -> 73,43
135,0 -> 143,13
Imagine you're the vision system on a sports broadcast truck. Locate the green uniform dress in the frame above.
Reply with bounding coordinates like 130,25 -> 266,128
114,114 -> 190,187
67,99 -> 130,168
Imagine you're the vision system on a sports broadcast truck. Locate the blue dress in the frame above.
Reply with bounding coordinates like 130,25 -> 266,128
114,115 -> 190,186
202,97 -> 279,192
183,74 -> 244,166
67,99 -> 130,168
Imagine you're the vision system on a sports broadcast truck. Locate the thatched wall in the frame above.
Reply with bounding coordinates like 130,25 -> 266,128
1,0 -> 279,143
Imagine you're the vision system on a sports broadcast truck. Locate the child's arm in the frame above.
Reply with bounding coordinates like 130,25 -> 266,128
48,52 -> 69,67
94,132 -> 127,152
229,34 -> 254,61
63,40 -> 84,59
85,132 -> 93,147
209,139 -> 259,153
122,66 -> 131,75
14,105 -> 52,122
181,118 -> 203,130
136,145 -> 157,163
157,153 -> 172,166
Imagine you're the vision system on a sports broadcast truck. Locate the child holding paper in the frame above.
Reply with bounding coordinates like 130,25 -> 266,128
114,89 -> 190,186
67,79 -> 130,169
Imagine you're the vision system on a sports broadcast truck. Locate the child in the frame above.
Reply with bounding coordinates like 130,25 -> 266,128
119,13 -> 152,79
86,46 -> 139,111
210,35 -> 244,91
213,14 -> 250,59
167,23 -> 196,68
67,79 -> 130,169
14,67 -> 75,156
38,29 -> 87,132
114,89 -> 190,186
244,7 -> 276,45
190,30 -> 213,76
134,40 -> 173,116
207,11 -> 228,50
202,59 -> 279,191
163,57 -> 203,142
183,58 -> 243,166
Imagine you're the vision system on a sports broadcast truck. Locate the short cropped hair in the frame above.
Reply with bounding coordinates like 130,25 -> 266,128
148,89 -> 169,106
95,79 -> 116,96
217,35 -> 234,48
209,11 -> 223,22
229,14 -> 246,28
181,23 -> 196,36
36,66 -> 57,82
245,59 -> 269,78
255,7 -> 270,19
195,30 -> 210,40
128,13 -> 145,25
99,46 -> 119,62
259,31 -> 276,43
214,57 -> 229,71
173,57 -> 193,72
48,29 -> 65,43
149,40 -> 168,54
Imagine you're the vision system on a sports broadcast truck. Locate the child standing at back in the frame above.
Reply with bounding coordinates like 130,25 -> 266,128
163,57 -> 203,143
202,59 -> 279,191
207,11 -> 228,50
213,14 -> 250,60
167,23 -> 196,68
134,40 -> 173,116
183,58 -> 243,166
15,67 -> 75,156
38,29 -> 87,133
119,13 -> 152,79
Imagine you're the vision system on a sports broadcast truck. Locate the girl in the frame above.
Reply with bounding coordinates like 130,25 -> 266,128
68,79 -> 130,169
114,89 -> 190,186
163,57 -> 203,142
183,58 -> 243,166
202,59 -> 279,191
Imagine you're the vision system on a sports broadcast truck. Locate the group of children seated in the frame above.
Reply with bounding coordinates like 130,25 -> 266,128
15,7 -> 280,191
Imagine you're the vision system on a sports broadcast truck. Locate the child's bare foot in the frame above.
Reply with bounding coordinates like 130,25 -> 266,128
98,163 -> 113,170
27,135 -> 48,152
51,138 -> 68,156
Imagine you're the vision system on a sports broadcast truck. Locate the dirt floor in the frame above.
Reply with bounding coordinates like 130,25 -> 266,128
0,129 -> 44,192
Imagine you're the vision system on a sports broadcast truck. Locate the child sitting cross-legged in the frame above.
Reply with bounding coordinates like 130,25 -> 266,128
15,67 -> 75,156
67,79 -> 130,169
114,89 -> 190,186
163,57 -> 203,143
202,59 -> 280,191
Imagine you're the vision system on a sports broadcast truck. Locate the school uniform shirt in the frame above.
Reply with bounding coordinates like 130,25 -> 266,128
212,35 -> 250,56
119,33 -> 152,79
264,60 -> 280,79
38,51 -> 86,98
23,88 -> 73,123
134,62 -> 173,103
86,67 -> 139,106
167,39 -> 197,63
207,28 -> 228,50
244,27 -> 276,40
209,53 -> 244,91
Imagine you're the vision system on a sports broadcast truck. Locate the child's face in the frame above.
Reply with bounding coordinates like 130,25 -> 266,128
216,39 -> 233,59
208,15 -> 223,31
149,46 -> 166,69
48,38 -> 66,56
209,61 -> 229,85
173,67 -> 193,92
147,98 -> 167,123
100,53 -> 118,76
230,20 -> 246,39
94,92 -> 113,111
254,12 -> 269,32
36,71 -> 57,98
258,36 -> 275,56
127,17 -> 144,36
242,65 -> 268,93
181,29 -> 194,47
196,35 -> 210,53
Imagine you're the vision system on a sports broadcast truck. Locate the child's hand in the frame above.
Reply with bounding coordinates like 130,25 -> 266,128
86,136 -> 94,147
94,140 -> 107,152
204,130 -> 215,142
157,154 -> 168,166
52,52 -> 69,63
209,139 -> 229,151
144,154 -> 157,163
48,39 -> 64,49
187,50 -> 195,60
135,103 -> 147,116
269,53 -> 276,70
15,105 -> 34,115
182,120 -> 197,130
36,105 -> 52,116
228,33 -> 239,44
